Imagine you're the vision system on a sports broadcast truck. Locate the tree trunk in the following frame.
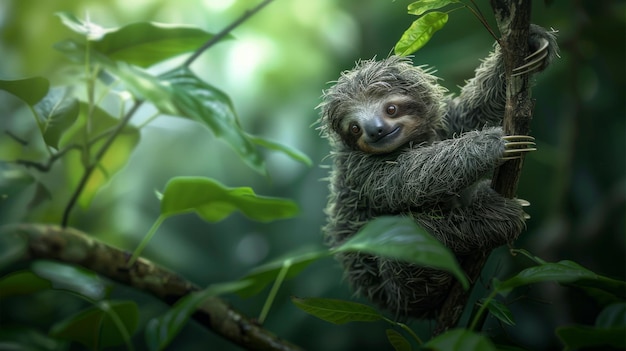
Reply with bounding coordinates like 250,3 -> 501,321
434,0 -> 533,335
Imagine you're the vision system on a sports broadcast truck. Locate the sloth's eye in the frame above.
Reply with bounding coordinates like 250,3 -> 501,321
386,104 -> 398,116
350,123 -> 361,134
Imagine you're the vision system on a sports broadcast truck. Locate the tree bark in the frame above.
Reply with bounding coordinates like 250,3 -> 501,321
0,223 -> 303,351
434,0 -> 533,335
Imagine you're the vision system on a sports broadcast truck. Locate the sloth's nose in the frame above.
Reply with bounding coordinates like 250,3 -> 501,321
364,116 -> 392,141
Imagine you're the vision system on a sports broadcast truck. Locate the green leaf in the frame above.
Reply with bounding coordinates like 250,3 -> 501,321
56,12 -> 225,67
0,77 -> 50,105
333,216 -> 468,289
145,281 -> 251,351
424,329 -> 496,351
111,62 -> 177,112
394,11 -> 449,56
60,102 -> 140,208
51,300 -> 139,349
596,303 -> 626,328
56,12 -> 100,37
291,297 -> 383,325
54,39 -> 267,174
160,67 -> 266,175
556,324 -> 626,350
31,260 -> 108,300
93,22 -> 225,68
386,329 -> 412,351
479,298 -> 515,326
248,134 -> 313,167
407,0 -> 459,16
237,249 -> 329,298
160,176 -> 299,223
34,87 -> 80,149
0,271 -> 52,299
497,260 -> 626,298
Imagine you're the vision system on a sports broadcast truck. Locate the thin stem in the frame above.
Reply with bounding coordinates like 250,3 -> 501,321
468,290 -> 498,331
386,319 -> 423,345
61,100 -> 143,227
98,301 -> 135,351
4,130 -> 29,146
463,1 -> 500,43
135,111 -> 161,130
14,144 -> 81,172
183,0 -> 275,67
126,214 -> 165,268
258,260 -> 290,324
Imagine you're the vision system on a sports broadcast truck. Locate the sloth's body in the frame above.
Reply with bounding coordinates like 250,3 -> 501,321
319,25 -> 558,318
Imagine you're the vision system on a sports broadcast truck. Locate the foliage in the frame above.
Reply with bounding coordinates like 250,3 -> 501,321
0,5 -> 309,350
395,0 -> 485,56
0,2 -> 624,351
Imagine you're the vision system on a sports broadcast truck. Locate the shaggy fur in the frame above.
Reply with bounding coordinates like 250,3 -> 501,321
319,25 -> 558,318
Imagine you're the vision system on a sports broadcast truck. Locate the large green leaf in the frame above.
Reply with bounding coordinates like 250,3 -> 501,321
145,281 -> 251,351
93,22 -> 223,67
110,63 -> 268,175
333,216 -> 468,289
160,176 -> 299,223
0,77 -> 49,105
34,87 -> 80,149
291,297 -> 384,325
56,12 -> 224,67
60,102 -> 140,208
160,67 -> 266,175
50,300 -> 138,349
497,260 -> 626,299
394,11 -> 449,56
31,260 -> 108,300
425,329 -> 496,351
237,249 -> 329,298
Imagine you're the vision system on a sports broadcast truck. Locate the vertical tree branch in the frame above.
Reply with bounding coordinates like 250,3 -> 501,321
434,0 -> 533,335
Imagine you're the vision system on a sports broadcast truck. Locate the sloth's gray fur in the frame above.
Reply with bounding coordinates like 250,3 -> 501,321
318,25 -> 558,318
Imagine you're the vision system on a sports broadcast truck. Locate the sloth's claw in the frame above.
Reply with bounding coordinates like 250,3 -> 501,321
512,38 -> 550,77
502,135 -> 536,160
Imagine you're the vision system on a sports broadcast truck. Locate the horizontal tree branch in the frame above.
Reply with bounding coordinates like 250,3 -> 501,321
1,223 -> 303,351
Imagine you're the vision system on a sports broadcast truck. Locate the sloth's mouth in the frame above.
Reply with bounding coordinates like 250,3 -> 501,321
371,126 -> 401,144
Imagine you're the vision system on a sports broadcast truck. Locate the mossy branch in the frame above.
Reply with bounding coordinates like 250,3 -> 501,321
434,0 -> 533,335
1,223 -> 303,351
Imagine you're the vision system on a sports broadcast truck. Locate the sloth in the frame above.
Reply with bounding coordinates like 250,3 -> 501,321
318,24 -> 558,319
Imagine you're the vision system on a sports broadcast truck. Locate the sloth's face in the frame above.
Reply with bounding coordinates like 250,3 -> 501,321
338,94 -> 432,154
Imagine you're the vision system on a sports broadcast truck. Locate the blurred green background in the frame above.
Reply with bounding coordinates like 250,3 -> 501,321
0,0 -> 624,350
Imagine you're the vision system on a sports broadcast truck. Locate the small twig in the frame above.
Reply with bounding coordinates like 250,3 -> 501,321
183,0 -> 275,67
464,0 -> 500,43
14,145 -> 80,172
5,130 -> 29,146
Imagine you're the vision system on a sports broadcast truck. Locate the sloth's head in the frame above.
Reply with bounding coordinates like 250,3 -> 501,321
319,56 -> 447,154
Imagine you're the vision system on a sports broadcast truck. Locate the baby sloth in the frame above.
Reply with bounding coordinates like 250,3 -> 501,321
319,25 -> 558,319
